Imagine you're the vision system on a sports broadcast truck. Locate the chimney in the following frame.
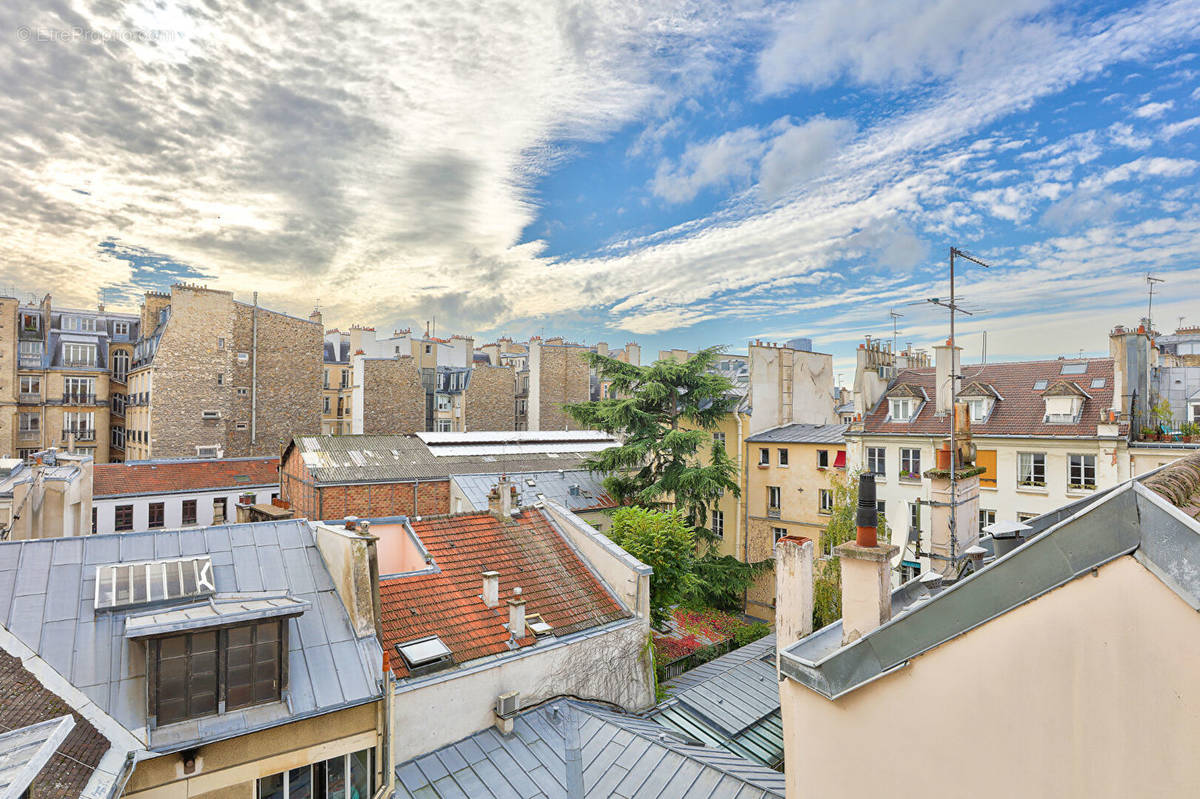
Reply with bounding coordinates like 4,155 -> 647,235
927,438 -> 981,578
487,477 -> 515,517
344,516 -> 358,531
933,340 -> 961,416
774,536 -> 814,651
309,307 -> 322,326
835,474 -> 898,645
482,571 -> 500,608
507,598 -> 526,639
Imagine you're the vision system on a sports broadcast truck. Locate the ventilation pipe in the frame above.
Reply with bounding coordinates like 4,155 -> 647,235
856,473 -> 878,547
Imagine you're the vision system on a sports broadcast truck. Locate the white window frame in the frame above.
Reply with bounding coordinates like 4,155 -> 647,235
818,489 -> 833,515
112,350 -> 130,381
63,411 -> 94,433
767,485 -> 781,511
18,412 -> 40,432
1068,454 -> 1096,489
867,447 -> 886,476
113,321 -> 130,337
968,397 -> 989,422
18,375 -> 40,395
888,397 -> 914,421
778,448 -> 789,467
712,432 -> 726,449
758,447 -> 770,466
1018,452 -> 1046,486
62,342 -> 96,366
711,509 -> 724,539
435,419 -> 452,432
979,509 -> 996,533
899,448 -> 921,480
772,527 -> 788,542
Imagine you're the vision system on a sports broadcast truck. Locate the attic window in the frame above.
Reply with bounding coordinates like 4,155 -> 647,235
525,478 -> 537,487
1060,363 -> 1087,375
526,613 -> 553,637
1033,379 -> 1049,391
95,556 -> 215,611
888,397 -> 916,422
396,636 -> 453,676
967,397 -> 992,422
1090,378 -> 1106,388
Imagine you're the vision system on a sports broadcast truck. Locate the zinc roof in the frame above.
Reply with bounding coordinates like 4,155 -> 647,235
286,434 -> 594,485
745,423 -> 847,444
392,699 -> 786,798
0,520 -> 382,755
379,509 -> 628,678
451,470 -> 617,513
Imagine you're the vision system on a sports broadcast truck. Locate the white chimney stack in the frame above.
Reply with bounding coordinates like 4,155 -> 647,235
836,474 -> 899,645
933,340 -> 961,417
775,536 -> 814,652
507,598 -> 526,639
482,571 -> 500,608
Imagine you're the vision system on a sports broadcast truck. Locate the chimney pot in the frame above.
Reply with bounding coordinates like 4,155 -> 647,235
344,516 -> 358,531
855,473 -> 878,547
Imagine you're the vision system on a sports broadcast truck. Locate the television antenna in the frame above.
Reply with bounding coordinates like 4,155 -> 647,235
889,309 -> 904,356
1146,273 -> 1164,333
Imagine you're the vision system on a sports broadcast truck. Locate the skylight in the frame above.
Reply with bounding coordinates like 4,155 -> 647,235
397,635 -> 451,667
1090,378 -> 1106,388
1060,363 -> 1087,375
1033,379 -> 1049,390
94,556 -> 215,611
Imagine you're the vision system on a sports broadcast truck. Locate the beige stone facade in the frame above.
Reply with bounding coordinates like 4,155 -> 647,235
359,356 -> 426,434
528,338 -> 589,431
125,285 -> 322,460
463,364 -> 516,431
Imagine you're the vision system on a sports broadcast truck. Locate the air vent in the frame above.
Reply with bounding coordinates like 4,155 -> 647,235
200,410 -> 221,420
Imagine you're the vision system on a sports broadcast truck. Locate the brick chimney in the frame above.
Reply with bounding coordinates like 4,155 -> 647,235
933,340 -> 961,416
775,536 -> 814,651
309,307 -> 322,326
836,474 -> 898,645
507,598 -> 526,639
487,477 -> 517,517
482,570 -> 500,608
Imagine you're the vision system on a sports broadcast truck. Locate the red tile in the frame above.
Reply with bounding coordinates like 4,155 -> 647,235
94,458 -> 279,497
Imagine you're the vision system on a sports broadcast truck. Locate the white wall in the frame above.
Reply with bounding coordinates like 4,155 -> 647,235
391,619 -> 652,761
93,487 -> 276,534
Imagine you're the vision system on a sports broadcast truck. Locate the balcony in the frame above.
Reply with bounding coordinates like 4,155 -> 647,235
18,429 -> 41,441
18,355 -> 42,369
61,357 -> 97,368
767,507 -> 781,520
62,429 -> 96,442
18,392 -> 40,404
62,393 -> 97,406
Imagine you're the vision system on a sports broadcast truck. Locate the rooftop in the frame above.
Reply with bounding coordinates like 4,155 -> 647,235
286,434 -> 602,485
860,357 -> 1119,438
392,699 -> 785,798
378,509 -> 629,679
0,520 -> 382,754
451,470 -> 617,513
744,423 -> 847,444
780,454 -> 1200,699
93,457 -> 279,498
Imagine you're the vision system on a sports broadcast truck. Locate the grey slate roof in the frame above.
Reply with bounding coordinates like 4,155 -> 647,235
0,520 -> 383,754
288,434 -> 592,485
780,464 -> 1200,700
652,634 -> 782,769
744,423 -> 847,444
393,699 -> 785,798
452,470 -> 617,513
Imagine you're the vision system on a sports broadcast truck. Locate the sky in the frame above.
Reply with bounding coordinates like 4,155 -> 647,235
2,0 -> 1199,381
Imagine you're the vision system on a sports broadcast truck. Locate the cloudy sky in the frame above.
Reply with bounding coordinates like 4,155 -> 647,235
3,0 -> 1199,378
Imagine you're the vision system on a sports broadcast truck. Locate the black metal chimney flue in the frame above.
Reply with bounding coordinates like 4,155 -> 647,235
856,473 -> 878,547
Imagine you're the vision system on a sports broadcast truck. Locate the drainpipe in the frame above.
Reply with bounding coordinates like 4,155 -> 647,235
251,291 -> 259,452
738,411 -> 751,611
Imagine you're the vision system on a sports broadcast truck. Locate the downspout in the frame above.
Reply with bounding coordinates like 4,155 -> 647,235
251,291 -> 259,452
739,410 -> 751,612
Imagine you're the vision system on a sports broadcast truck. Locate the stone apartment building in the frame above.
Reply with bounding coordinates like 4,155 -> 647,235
1,293 -> 139,463
124,284 -> 322,460
527,336 -> 590,431
1153,323 -> 1200,426
322,329 -> 353,434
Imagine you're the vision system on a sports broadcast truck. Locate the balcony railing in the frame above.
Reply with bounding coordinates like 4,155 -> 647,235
62,429 -> 96,442
61,357 -> 97,368
62,393 -> 97,405
767,508 -> 781,519
18,392 -> 40,404
18,429 -> 41,441
18,355 -> 42,369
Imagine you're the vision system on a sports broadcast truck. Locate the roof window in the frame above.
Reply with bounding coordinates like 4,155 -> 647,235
94,556 -> 215,611
1090,378 -> 1106,388
1033,379 -> 1049,391
1060,363 -> 1087,375
397,635 -> 453,675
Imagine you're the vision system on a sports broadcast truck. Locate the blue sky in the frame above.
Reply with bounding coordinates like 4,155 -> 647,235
1,0 -> 1198,379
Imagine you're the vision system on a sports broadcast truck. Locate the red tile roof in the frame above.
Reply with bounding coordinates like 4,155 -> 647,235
93,457 -> 279,498
379,510 -> 628,677
862,358 -> 1119,438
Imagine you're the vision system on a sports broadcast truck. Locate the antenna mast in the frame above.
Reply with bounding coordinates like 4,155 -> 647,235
1146,273 -> 1164,333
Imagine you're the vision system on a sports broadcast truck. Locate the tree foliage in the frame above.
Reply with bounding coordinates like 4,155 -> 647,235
607,506 -> 699,626
686,554 -> 773,612
565,348 -> 741,531
812,469 -> 892,630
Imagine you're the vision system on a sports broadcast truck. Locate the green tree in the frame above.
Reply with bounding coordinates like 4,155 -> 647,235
565,347 -> 740,531
812,470 -> 892,630
607,506 -> 699,626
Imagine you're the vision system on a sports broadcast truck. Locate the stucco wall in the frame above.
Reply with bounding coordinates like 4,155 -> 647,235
93,487 -> 275,533
391,618 -> 653,762
781,555 -> 1200,799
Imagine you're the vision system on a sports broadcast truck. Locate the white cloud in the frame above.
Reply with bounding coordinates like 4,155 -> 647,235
1133,99 -> 1175,118
758,116 -> 856,201
650,126 -> 767,204
1099,156 -> 1199,185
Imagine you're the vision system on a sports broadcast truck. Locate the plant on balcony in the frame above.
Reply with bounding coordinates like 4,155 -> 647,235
1182,422 -> 1198,442
900,470 -> 921,480
1139,425 -> 1157,441
1018,479 -> 1046,488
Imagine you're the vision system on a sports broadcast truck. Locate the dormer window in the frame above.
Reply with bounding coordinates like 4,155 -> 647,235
888,397 -> 915,421
1042,380 -> 1088,424
968,398 -> 989,421
960,382 -> 1000,423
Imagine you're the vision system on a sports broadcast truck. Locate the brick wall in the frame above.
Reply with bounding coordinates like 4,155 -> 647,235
362,357 -> 425,434
464,364 -> 516,431
281,444 -> 450,520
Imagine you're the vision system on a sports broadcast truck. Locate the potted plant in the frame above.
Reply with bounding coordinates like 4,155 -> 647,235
1182,421 -> 1198,443
1140,425 -> 1157,441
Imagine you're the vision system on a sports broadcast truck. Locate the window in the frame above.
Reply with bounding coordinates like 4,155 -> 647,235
323,369 -> 329,389
712,431 -> 726,450
20,312 -> 40,333
867,447 -> 885,476
424,344 -> 432,354
1068,454 -> 1096,489
435,419 -> 452,432
63,411 -> 95,437
773,527 -> 788,542
213,497 -> 226,524
817,449 -> 829,468
888,397 -> 914,421
18,375 -> 40,396
257,749 -> 374,799
63,315 -> 98,332
237,387 -> 249,398
112,393 -> 126,415
909,501 -> 921,533
968,398 -> 989,421
226,621 -> 282,710
113,321 -> 130,337
341,370 -> 350,388
875,500 -> 886,522
818,489 -> 833,515
112,350 -> 130,381
18,412 -> 40,432
778,448 -> 789,466
976,449 -> 997,487
900,562 -> 921,583
1033,379 -> 1048,391
336,397 -> 344,416
711,509 -> 724,538
235,422 -> 248,431
154,630 -> 218,725
767,485 -> 781,516
216,373 -> 224,386
758,448 -> 769,466
979,509 -> 996,533
237,352 -> 249,364
62,343 -> 96,366
436,394 -> 451,411
323,397 -> 331,414
64,376 -> 95,403
899,448 -> 921,479
217,337 -> 225,349
18,340 -> 44,366
115,504 -> 134,532
1090,378 -> 1106,389
148,502 -> 165,529
1060,363 -> 1087,375
111,426 -> 125,448
1017,512 -> 1038,522
1018,452 -> 1045,486
182,499 -> 197,526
